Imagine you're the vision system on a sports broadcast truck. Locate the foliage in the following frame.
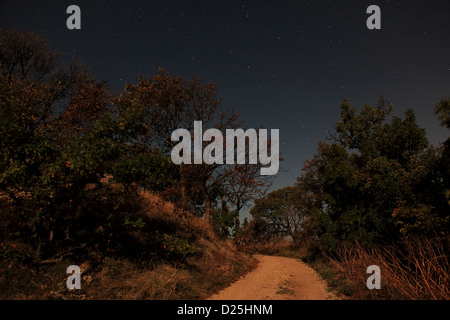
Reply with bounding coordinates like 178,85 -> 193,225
116,68 -> 270,224
247,96 -> 449,250
250,187 -> 313,244
162,234 -> 196,259
435,97 -> 450,129
296,97 -> 449,248
0,29 -> 275,267
113,150 -> 179,191
210,201 -> 235,238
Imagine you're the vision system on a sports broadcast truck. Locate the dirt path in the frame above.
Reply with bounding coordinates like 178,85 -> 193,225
209,254 -> 334,300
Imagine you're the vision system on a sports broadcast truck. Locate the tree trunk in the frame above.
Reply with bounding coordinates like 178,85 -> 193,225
235,211 -> 240,237
204,198 -> 212,223
180,164 -> 188,210
234,200 -> 242,239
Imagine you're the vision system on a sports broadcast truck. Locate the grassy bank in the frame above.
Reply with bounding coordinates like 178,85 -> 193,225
323,238 -> 449,300
0,185 -> 255,300
1,239 -> 254,300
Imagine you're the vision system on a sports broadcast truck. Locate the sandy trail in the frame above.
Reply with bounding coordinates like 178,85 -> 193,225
208,254 -> 333,300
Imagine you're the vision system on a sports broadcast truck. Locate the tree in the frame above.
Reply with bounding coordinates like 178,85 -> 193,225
223,163 -> 272,237
0,28 -> 60,83
331,97 -> 428,164
293,97 -> 442,249
117,70 -> 212,212
116,69 -> 263,224
435,97 -> 450,129
211,194 -> 235,238
250,187 -> 313,244
0,29 -> 120,258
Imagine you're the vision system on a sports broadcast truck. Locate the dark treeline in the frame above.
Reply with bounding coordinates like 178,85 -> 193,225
245,90 -> 449,299
249,95 -> 449,251
0,29 -> 271,263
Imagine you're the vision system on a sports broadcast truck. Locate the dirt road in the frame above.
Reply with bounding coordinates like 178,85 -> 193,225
209,255 -> 333,300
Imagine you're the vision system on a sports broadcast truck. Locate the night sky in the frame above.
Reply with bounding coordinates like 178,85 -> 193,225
1,0 -> 449,192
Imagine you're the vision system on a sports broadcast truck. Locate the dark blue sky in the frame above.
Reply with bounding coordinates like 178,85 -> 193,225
1,0 -> 449,191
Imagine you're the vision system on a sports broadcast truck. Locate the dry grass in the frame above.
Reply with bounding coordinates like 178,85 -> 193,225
241,239 -> 309,260
43,236 -> 254,300
326,237 -> 449,300
0,186 -> 255,300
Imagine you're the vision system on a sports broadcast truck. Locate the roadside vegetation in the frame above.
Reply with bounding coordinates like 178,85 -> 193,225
0,178 -> 255,299
1,29 -> 448,300
241,87 -> 449,300
0,29 -> 258,299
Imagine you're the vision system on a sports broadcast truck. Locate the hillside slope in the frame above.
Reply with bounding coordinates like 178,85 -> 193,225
0,183 -> 255,300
